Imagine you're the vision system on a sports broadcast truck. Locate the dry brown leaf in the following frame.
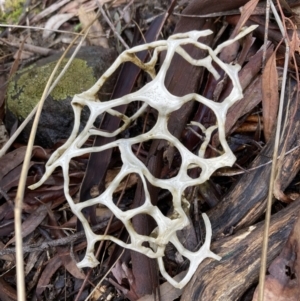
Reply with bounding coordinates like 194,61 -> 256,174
25,249 -> 43,276
78,7 -> 109,47
36,255 -> 62,298
232,0 -> 259,36
59,249 -> 86,279
252,213 -> 300,301
0,146 -> 28,181
96,206 -> 112,220
45,204 -> 85,280
5,203 -> 49,246
290,29 -> 300,55
0,277 -> 17,301
261,51 -> 279,142
8,35 -> 27,78
0,241 -> 15,262
12,49 -> 33,60
137,271 -> 186,301
234,122 -> 261,133
105,170 -> 138,193
42,13 -> 75,40
0,146 -> 48,188
0,163 -> 35,192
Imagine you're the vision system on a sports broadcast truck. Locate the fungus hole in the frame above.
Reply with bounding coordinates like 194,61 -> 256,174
110,172 -> 143,212
68,154 -> 89,179
131,213 -> 158,235
118,103 -> 158,138
157,189 -> 173,217
186,166 -> 203,180
164,241 -> 190,276
96,61 -> 136,101
163,45 -> 210,97
130,213 -> 159,253
171,99 -> 225,159
132,139 -> 182,180
79,203 -> 125,237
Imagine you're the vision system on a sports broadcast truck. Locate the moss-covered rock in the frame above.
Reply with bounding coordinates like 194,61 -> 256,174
0,0 -> 25,28
6,46 -> 117,148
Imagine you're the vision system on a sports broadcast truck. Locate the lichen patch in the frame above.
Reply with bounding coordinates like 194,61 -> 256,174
6,58 -> 96,119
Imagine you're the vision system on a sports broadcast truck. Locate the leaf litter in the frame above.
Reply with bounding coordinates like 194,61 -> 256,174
1,0 -> 300,300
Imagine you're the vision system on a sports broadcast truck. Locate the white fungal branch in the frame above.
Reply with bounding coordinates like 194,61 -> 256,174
30,25 -> 257,289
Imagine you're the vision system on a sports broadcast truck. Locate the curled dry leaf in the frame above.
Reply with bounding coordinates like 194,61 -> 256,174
78,7 -> 109,47
36,255 -> 62,298
105,169 -> 138,193
290,27 -> 300,54
25,247 -> 43,276
5,203 -> 50,246
0,277 -> 17,301
0,146 -> 28,180
252,212 -> 300,301
42,13 -> 75,40
58,248 -> 86,279
262,51 -> 279,142
232,0 -> 259,36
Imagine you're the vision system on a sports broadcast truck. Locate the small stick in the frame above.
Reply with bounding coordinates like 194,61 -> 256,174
97,2 -> 129,50
257,1 -> 290,300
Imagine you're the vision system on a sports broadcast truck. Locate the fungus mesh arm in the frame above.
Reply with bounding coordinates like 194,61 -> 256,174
30,25 -> 257,288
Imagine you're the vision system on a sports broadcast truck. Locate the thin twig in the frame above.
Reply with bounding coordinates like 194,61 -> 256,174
0,24 -> 84,36
214,145 -> 300,176
0,38 -> 58,56
97,2 -> 129,49
262,0 -> 270,69
172,10 -> 241,18
0,221 -> 111,256
257,1 -> 290,300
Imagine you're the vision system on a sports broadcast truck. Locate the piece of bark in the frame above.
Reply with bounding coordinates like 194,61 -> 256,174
181,197 -> 300,301
274,145 -> 300,203
216,43 -> 273,143
252,208 -> 300,301
226,15 -> 300,67
208,86 -> 300,237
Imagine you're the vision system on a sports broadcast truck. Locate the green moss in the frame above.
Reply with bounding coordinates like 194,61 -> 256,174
0,0 -> 25,25
7,58 -> 96,118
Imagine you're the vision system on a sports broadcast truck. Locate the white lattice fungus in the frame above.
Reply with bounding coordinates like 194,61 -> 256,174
30,25 -> 257,289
